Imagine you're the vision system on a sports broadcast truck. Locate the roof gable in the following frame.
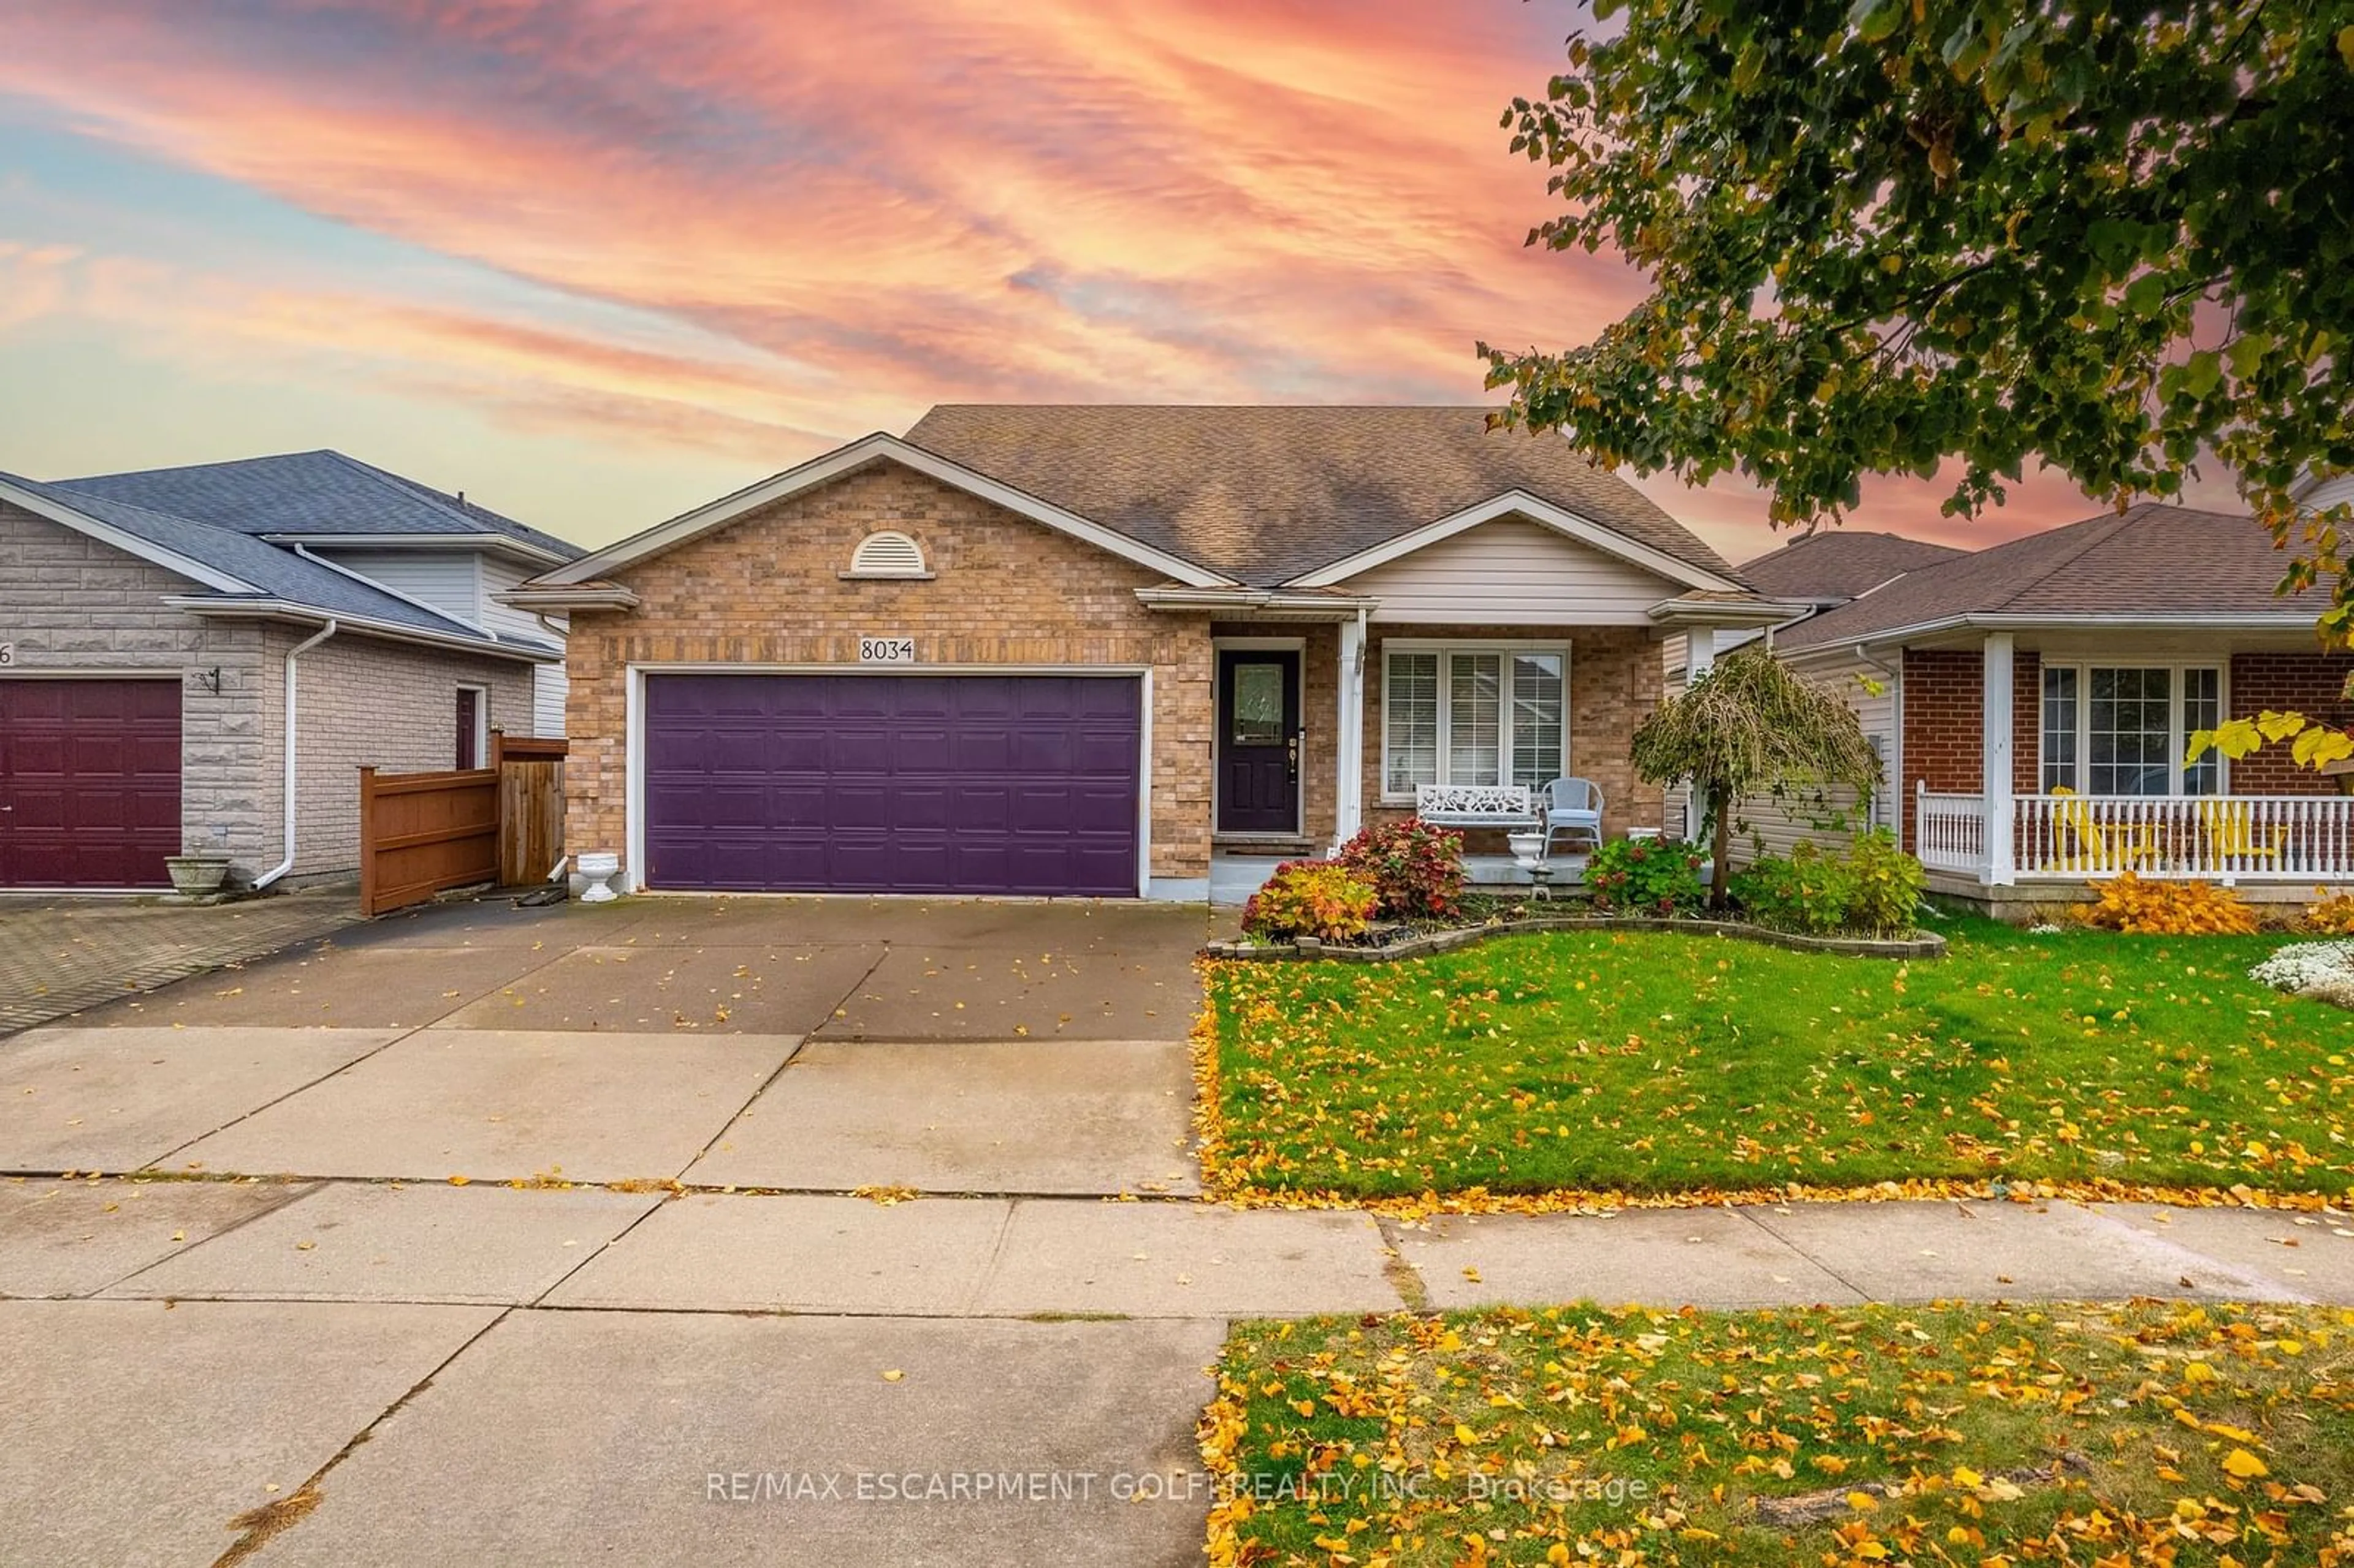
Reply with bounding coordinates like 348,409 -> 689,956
0,470 -> 557,660
1287,492 -> 1740,594
905,404 -> 1738,587
535,433 -> 1232,589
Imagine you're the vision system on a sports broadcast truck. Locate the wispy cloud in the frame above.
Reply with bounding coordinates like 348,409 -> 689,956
0,0 -> 2232,550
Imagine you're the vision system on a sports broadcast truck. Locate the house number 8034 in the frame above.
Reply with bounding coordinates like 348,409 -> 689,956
858,636 -> 915,664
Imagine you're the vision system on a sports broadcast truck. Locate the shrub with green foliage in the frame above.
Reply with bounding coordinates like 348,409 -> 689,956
1730,842 -> 1856,934
1336,816 -> 1465,920
1240,861 -> 1379,944
1732,831 -> 1925,936
1842,828 -> 1929,935
1582,835 -> 1704,915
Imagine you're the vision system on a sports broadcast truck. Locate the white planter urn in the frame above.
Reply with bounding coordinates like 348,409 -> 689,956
575,851 -> 622,904
1505,831 -> 1545,869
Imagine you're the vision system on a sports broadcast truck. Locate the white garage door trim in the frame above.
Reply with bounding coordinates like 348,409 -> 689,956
622,663 -> 1157,899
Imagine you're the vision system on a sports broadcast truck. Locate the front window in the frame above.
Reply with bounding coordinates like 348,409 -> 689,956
2039,663 -> 2221,796
1384,645 -> 1567,799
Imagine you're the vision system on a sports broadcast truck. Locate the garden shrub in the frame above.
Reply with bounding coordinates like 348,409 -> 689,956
1842,828 -> 1928,935
2070,870 -> 2259,935
1583,835 -> 1705,915
2302,888 -> 2354,935
1728,831 -> 1927,935
1241,861 -> 1379,943
1336,816 -> 1465,920
1728,842 -> 1856,934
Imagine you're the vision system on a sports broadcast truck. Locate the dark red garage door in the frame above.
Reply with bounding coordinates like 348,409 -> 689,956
0,679 -> 182,889
643,673 -> 1142,896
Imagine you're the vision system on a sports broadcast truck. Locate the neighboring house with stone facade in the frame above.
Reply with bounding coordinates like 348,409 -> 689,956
509,405 -> 1778,902
0,451 -> 578,891
1754,501 -> 2354,912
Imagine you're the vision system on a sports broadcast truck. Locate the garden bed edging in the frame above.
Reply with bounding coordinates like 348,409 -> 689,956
1203,913 -> 1944,964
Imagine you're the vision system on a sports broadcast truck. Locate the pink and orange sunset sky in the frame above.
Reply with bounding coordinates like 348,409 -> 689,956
0,0 -> 2238,560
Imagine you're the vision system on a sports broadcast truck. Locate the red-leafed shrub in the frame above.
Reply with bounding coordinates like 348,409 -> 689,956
1336,816 -> 1466,920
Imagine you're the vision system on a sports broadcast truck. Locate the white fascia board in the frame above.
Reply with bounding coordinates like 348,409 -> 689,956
1818,610 -> 2325,653
1283,490 -> 1744,593
497,584 -> 642,611
538,432 -> 1230,589
1646,596 -> 1811,627
262,532 -> 571,567
159,596 -> 560,663
1133,586 -> 1378,618
0,478 -> 256,595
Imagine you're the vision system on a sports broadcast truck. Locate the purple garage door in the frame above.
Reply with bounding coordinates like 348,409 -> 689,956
643,673 -> 1143,896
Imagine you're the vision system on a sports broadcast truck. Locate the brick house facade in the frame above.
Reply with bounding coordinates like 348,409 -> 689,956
522,419 -> 1753,900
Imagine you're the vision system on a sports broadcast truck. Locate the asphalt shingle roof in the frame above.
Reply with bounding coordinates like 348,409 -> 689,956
904,405 -> 1740,587
1,470 -> 558,656
1738,530 -> 1968,602
58,450 -> 583,561
1775,504 -> 2304,650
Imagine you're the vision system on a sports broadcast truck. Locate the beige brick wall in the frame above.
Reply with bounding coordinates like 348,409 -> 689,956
264,626 -> 534,880
1360,623 -> 1666,840
563,461 -> 1215,885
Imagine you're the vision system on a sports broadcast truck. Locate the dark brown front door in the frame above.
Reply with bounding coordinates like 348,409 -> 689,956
1216,649 -> 1300,835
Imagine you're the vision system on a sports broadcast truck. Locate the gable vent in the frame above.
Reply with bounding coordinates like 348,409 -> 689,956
847,530 -> 929,578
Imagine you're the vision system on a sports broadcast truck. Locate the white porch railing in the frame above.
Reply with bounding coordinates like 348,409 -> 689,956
1916,789 -> 1988,876
1914,782 -> 2354,881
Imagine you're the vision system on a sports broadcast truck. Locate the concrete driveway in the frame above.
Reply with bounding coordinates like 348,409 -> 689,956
8,894 -> 1214,1194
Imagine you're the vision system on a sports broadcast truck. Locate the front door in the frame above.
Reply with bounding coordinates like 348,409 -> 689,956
1216,649 -> 1300,835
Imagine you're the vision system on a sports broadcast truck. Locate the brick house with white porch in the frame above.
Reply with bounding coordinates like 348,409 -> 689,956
1764,497 -> 2354,912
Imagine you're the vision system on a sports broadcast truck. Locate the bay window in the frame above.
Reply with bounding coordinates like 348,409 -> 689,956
2038,662 -> 2222,796
1383,645 -> 1567,800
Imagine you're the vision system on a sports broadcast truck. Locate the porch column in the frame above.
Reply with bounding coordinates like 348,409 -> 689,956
1685,627 -> 1716,840
1982,632 -> 2016,885
1333,615 -> 1365,851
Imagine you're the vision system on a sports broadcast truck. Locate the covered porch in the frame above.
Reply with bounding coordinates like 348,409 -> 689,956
1906,628 -> 2354,892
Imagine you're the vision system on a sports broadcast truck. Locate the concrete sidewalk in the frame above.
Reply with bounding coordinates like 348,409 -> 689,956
7,1176 -> 2350,1314
5,1176 -> 2349,1568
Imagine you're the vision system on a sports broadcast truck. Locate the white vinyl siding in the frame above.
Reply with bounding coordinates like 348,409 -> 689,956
1381,643 -> 1569,802
479,557 -> 568,737
1707,650 -> 1894,865
313,549 -> 482,623
2304,473 -> 2354,514
1344,517 -> 1682,625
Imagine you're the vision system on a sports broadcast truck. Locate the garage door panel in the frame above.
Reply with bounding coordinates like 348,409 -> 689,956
1,678 -> 182,889
643,673 -> 1140,896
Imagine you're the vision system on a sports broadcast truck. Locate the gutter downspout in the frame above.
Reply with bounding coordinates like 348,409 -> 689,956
253,619 -> 338,889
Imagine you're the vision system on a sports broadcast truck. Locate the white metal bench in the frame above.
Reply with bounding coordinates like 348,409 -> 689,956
1414,783 -> 1540,829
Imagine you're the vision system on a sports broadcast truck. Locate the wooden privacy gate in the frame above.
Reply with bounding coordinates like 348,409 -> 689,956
360,733 -> 568,916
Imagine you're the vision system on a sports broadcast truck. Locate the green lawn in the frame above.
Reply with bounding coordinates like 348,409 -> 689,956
1206,1302 -> 2354,1567
1205,921 -> 2354,1201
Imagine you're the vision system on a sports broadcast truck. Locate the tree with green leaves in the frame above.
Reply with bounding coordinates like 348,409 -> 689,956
1484,0 -> 2354,631
1629,647 -> 1884,907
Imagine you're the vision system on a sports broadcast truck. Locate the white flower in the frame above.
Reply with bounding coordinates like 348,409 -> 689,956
2027,922 -> 2062,934
2247,940 -> 2354,994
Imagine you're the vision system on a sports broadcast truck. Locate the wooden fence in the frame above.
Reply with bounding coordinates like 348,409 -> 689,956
359,732 -> 569,917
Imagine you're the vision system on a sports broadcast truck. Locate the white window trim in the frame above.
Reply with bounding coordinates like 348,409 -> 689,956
2035,658 -> 2227,796
457,683 -> 491,770
1378,639 -> 1571,805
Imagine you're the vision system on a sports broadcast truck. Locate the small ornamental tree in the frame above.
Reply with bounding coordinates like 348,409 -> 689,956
1629,647 -> 1883,907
